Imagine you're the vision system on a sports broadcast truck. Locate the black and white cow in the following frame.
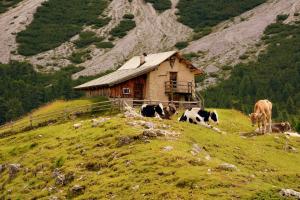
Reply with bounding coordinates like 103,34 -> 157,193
141,103 -> 177,119
141,103 -> 165,118
178,108 -> 219,126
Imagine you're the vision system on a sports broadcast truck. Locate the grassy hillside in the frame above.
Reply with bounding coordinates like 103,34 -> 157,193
0,0 -> 22,13
16,0 -> 108,56
176,0 -> 266,31
0,103 -> 299,199
204,20 -> 300,131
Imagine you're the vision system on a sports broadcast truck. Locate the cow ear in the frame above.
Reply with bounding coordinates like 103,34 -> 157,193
281,123 -> 285,126
248,114 -> 251,117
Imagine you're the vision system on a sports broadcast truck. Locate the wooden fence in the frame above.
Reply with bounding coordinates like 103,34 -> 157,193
0,100 -> 121,138
0,98 -> 202,138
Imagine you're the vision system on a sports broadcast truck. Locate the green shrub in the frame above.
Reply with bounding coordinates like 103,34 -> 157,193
123,14 -> 135,19
221,65 -> 233,71
0,0 -> 22,13
144,0 -> 171,12
91,17 -> 111,28
95,42 -> 115,49
16,0 -> 108,56
74,31 -> 103,48
182,52 -> 199,61
110,19 -> 136,38
192,27 -> 212,40
175,41 -> 189,50
176,0 -> 266,30
276,14 -> 289,22
69,50 -> 91,64
54,156 -> 65,168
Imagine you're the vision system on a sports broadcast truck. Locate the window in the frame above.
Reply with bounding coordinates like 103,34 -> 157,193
123,88 -> 130,94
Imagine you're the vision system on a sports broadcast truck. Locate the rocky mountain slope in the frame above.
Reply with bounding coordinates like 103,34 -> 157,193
0,0 -> 299,80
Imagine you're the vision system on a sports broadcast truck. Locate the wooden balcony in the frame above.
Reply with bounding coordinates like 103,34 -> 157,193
165,81 -> 193,94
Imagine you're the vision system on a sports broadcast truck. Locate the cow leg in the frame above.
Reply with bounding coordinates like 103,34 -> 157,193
258,121 -> 261,133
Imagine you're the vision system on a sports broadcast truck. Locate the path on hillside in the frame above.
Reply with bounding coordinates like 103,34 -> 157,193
183,0 -> 300,80
0,0 -> 46,64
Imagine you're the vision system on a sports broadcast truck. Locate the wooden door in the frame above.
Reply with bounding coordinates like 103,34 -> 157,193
134,83 -> 144,100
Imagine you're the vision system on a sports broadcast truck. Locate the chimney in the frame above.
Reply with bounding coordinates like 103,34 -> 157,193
140,53 -> 147,66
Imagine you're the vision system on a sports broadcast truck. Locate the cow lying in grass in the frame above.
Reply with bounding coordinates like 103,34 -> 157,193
141,103 -> 177,120
271,122 -> 291,133
249,99 -> 272,134
178,108 -> 219,127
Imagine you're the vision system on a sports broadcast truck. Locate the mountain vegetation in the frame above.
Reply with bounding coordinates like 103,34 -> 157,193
0,62 -> 92,125
16,0 -> 108,56
110,16 -> 136,38
204,20 -> 300,130
144,0 -> 172,12
176,0 -> 266,30
0,0 -> 22,13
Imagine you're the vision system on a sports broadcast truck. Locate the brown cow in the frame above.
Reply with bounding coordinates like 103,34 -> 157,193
249,99 -> 272,134
271,122 -> 292,133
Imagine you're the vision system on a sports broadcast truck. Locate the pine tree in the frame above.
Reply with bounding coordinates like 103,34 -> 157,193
286,97 -> 296,114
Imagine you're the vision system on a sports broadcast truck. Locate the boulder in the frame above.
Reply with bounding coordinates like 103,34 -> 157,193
217,163 -> 237,171
143,121 -> 155,129
52,169 -> 75,186
280,189 -> 300,199
143,129 -> 158,137
163,146 -> 173,151
8,163 -> 21,179
69,185 -> 85,197
117,136 -> 134,147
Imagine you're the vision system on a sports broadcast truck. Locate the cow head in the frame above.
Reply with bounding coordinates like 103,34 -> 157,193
249,113 -> 262,126
210,110 -> 219,125
281,122 -> 292,132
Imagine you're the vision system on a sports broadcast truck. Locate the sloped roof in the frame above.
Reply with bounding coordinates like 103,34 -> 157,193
74,51 -> 201,89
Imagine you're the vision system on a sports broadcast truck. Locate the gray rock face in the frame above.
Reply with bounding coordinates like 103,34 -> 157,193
280,189 -> 300,199
8,164 -> 21,179
217,163 -> 237,171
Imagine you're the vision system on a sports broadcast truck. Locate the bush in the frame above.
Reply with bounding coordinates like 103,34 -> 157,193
176,0 -> 266,29
182,52 -> 199,61
69,50 -> 91,64
123,14 -> 135,19
144,0 -> 171,12
16,0 -> 108,56
192,27 -> 212,40
175,41 -> 189,50
110,19 -> 136,38
95,42 -> 115,49
91,17 -> 111,28
74,31 -> 104,48
276,14 -> 289,22
0,0 -> 22,13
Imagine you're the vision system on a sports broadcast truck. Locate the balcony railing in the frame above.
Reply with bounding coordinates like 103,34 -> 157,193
165,81 -> 193,94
